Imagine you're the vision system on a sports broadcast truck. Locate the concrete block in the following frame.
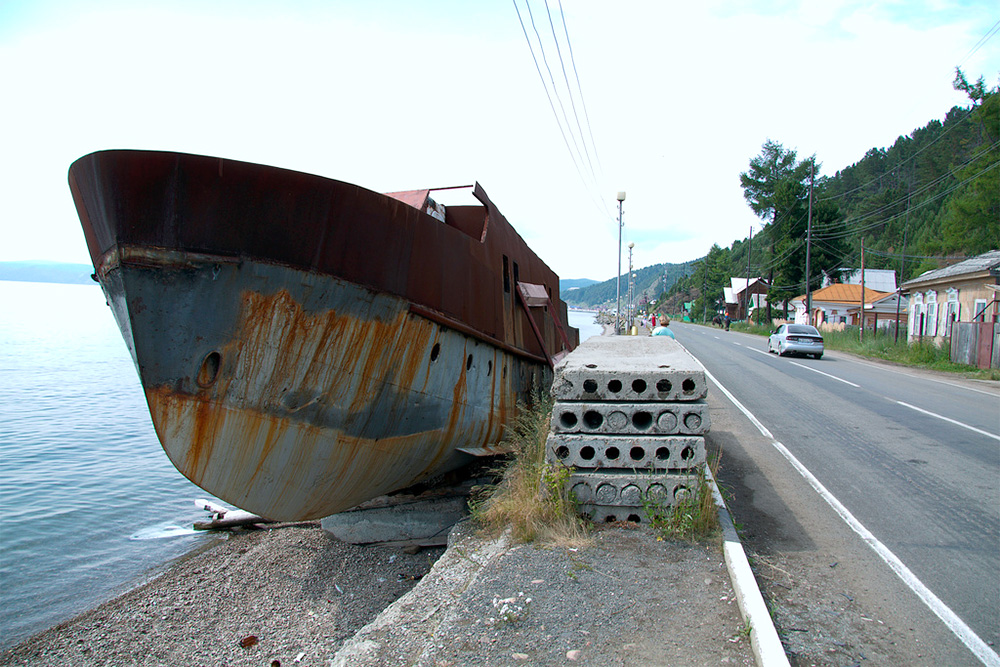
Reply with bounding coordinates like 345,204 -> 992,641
545,434 -> 705,470
552,336 -> 707,402
321,495 -> 466,544
550,401 -> 709,436
578,505 -> 650,524
566,471 -> 700,507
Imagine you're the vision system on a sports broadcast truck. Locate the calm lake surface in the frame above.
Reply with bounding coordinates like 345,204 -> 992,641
0,282 -> 602,649
0,281 -> 222,650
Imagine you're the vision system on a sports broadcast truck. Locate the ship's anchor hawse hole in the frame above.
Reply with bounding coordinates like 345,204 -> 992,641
197,351 -> 222,387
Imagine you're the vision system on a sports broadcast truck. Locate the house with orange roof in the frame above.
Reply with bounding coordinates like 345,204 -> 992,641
790,283 -> 895,328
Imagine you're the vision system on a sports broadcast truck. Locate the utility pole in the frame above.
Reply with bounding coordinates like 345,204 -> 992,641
805,161 -> 814,325
745,227 -> 753,320
894,194 -> 909,343
860,238 -> 866,343
615,192 -> 625,335
628,242 -> 635,333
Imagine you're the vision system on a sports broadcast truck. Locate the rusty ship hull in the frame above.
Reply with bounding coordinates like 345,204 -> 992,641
69,150 -> 577,521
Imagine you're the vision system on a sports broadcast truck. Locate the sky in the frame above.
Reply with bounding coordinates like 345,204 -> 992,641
1,0 -> 997,281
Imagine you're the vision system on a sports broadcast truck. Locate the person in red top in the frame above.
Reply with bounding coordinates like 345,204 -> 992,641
651,313 -> 657,328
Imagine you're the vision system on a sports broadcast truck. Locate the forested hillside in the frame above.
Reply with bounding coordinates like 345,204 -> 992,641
560,261 -> 694,309
664,70 -> 998,321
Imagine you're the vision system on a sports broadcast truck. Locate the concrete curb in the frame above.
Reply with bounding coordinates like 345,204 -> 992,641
707,466 -> 790,667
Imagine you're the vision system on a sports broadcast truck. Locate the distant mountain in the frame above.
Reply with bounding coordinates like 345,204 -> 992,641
0,261 -> 95,285
560,261 -> 696,309
560,278 -> 600,291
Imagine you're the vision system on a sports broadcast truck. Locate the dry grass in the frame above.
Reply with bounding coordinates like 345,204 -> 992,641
470,394 -> 590,546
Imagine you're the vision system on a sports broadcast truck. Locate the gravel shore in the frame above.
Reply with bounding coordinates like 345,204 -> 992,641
2,520 -> 754,666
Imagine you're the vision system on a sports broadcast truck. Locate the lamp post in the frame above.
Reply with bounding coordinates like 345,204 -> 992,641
628,242 -> 635,333
615,191 -> 626,335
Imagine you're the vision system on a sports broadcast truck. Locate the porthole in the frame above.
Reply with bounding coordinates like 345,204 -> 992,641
430,343 -> 441,362
196,351 -> 221,388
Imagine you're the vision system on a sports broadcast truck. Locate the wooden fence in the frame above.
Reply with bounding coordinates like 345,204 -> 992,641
950,321 -> 1000,369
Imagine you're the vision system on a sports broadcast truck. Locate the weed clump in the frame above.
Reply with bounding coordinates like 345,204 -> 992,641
470,394 -> 588,545
642,463 -> 719,542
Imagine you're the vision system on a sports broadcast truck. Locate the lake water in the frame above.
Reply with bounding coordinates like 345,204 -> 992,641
0,284 -> 602,649
0,281 -> 223,650
569,309 -> 603,343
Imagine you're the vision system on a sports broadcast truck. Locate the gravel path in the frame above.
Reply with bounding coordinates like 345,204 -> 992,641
2,521 -> 755,666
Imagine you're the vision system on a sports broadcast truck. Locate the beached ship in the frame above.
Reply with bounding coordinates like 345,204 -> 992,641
69,150 -> 577,521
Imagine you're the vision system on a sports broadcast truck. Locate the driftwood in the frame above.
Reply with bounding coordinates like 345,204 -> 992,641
193,499 -> 276,530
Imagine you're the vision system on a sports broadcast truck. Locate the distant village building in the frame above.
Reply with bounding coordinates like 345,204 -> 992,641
724,277 -> 768,320
823,268 -> 898,293
901,249 -> 1000,344
790,283 -> 898,328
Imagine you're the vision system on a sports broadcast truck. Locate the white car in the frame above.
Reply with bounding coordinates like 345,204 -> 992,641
768,324 -> 824,359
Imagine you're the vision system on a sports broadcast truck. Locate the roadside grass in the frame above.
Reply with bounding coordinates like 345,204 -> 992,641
820,328 -> 1000,377
728,321 -> 999,380
642,454 -> 720,542
469,394 -> 727,546
728,321 -> 772,337
469,394 -> 590,546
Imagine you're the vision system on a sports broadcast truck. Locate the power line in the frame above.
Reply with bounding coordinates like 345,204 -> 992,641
815,156 -> 1000,241
524,0 -> 589,180
556,0 -> 603,177
818,105 -> 977,203
512,0 -> 604,218
512,0 -> 614,223
957,19 -> 1000,68
543,0 -> 597,181
819,21 -> 998,205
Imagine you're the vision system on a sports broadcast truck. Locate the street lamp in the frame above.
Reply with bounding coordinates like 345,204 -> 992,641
628,242 -> 635,334
616,191 -> 625,335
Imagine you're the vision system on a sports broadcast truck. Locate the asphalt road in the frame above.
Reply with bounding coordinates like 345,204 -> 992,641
668,321 -> 1000,665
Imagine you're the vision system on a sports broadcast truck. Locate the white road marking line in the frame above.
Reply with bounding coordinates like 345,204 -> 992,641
748,348 -> 771,357
689,356 -> 1000,667
789,361 -> 861,387
897,401 -> 1000,442
846,357 -> 999,397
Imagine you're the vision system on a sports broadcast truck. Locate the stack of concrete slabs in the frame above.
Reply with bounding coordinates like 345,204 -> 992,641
545,336 -> 709,523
